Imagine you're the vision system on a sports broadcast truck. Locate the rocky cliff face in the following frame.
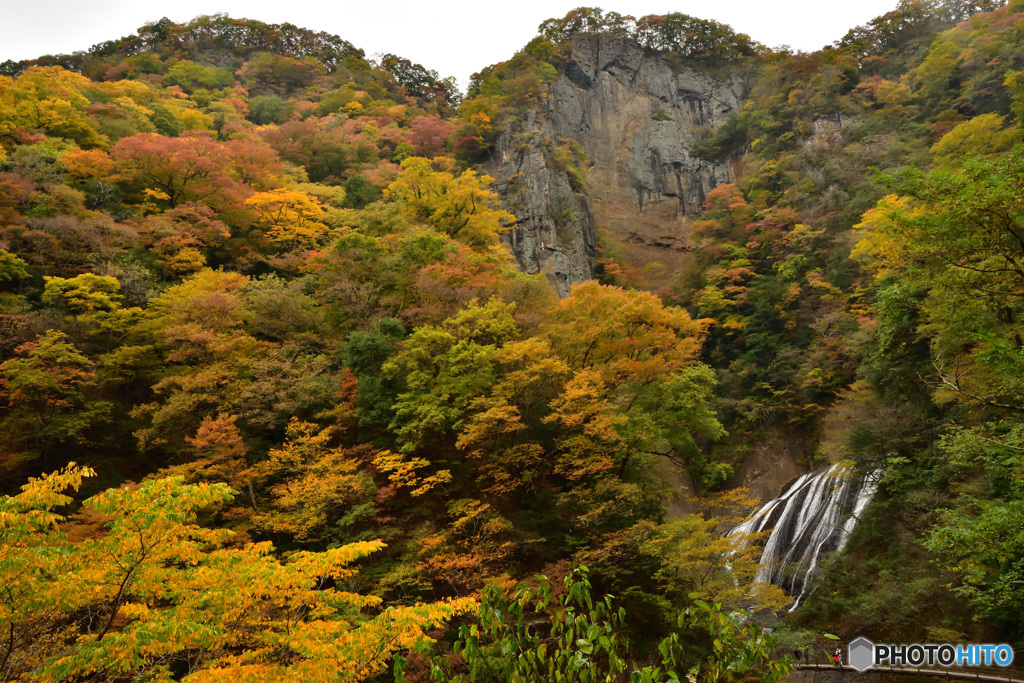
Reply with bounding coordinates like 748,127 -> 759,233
487,34 -> 748,295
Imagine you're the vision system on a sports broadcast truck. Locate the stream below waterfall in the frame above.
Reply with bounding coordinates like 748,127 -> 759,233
728,462 -> 880,611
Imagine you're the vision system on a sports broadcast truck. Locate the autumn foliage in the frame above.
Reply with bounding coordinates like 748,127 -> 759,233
9,0 -> 1023,676
0,23 -> 768,674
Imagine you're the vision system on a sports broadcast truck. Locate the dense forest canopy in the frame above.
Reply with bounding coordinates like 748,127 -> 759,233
2,0 -> 1024,679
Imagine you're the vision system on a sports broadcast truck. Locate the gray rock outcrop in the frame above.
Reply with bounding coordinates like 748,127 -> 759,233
487,34 -> 748,295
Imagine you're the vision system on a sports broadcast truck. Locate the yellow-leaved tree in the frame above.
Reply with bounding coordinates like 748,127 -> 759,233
246,187 -> 330,249
385,156 -> 515,247
0,464 -> 474,682
251,418 -> 374,542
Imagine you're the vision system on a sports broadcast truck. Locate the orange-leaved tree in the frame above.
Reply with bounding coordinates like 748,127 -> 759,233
541,281 -> 721,481
381,284 -> 722,493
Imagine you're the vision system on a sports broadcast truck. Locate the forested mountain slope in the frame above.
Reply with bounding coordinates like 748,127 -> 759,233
1,2 -> 1024,679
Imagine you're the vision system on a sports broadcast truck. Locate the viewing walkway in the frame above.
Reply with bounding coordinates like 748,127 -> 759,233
793,663 -> 1024,682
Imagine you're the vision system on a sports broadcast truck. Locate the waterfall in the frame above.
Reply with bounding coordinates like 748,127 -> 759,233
728,462 -> 880,611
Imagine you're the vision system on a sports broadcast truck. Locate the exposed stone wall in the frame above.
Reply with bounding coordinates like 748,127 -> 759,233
487,34 -> 747,294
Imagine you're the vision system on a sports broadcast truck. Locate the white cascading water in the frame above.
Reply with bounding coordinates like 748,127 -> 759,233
728,462 -> 880,611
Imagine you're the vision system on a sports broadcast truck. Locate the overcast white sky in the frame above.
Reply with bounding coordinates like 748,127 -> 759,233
1,0 -> 901,88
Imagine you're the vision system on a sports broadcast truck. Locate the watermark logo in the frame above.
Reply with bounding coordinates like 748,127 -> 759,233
848,637 -> 873,671
847,637 -> 1015,672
